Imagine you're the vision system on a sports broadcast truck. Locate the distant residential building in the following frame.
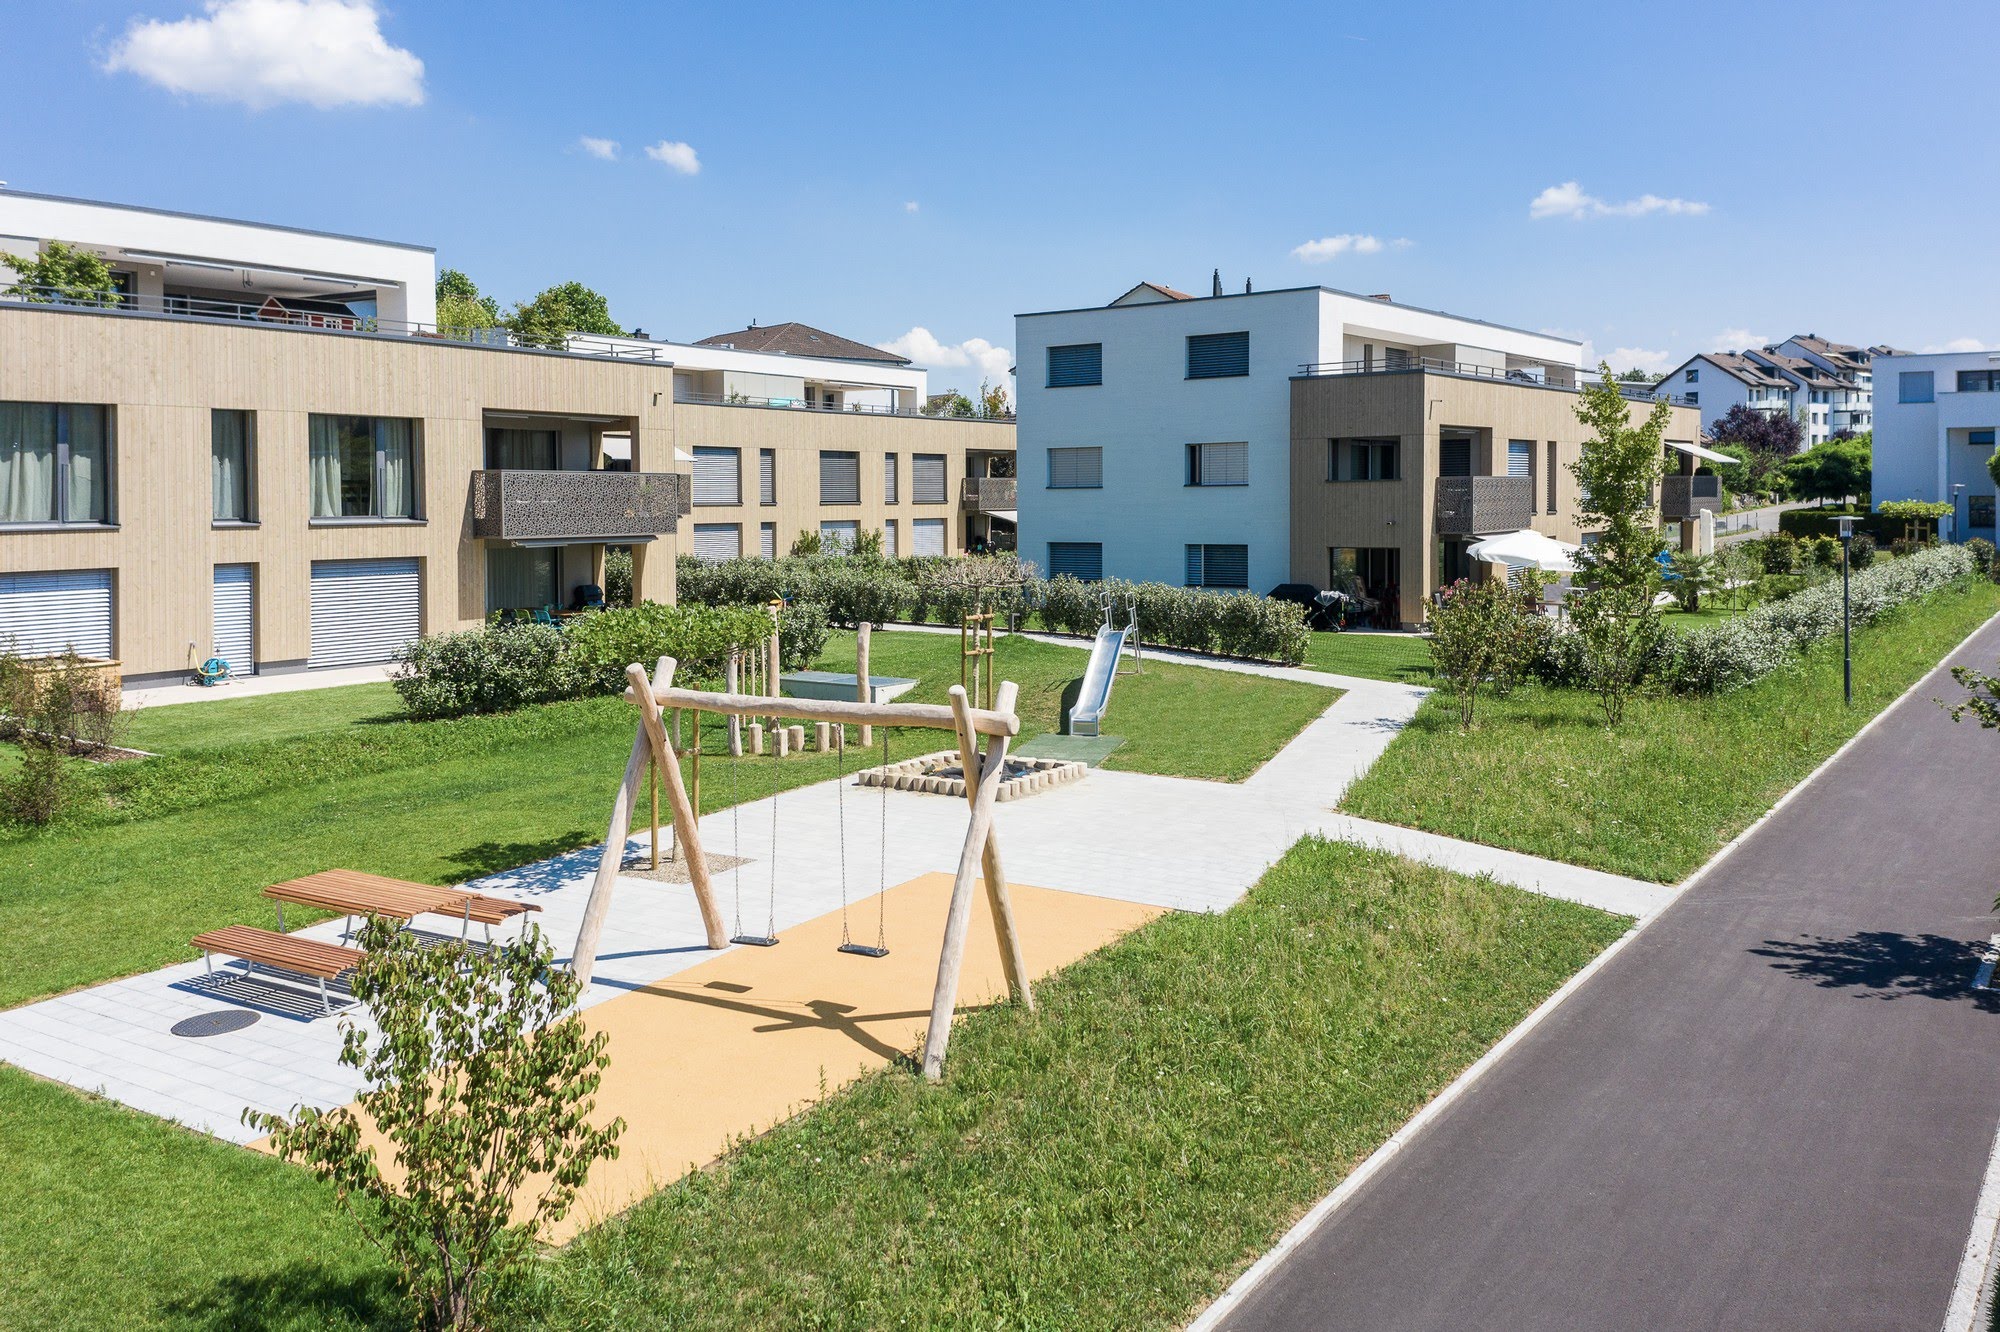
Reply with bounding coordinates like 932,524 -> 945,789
1658,334 -> 1908,446
1872,347 -> 2000,542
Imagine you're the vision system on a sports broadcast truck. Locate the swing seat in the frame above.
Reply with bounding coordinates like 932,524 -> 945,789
838,941 -> 890,959
731,933 -> 780,948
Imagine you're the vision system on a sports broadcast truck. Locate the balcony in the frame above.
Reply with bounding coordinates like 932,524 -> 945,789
1297,355 -> 1696,408
471,470 -> 691,543
1434,476 -> 1534,536
673,388 -> 1014,424
1659,474 -> 1724,521
961,476 -> 1018,512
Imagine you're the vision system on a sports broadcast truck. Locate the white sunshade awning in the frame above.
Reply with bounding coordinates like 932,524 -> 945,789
1465,529 -> 1581,573
1670,438 -> 1737,465
988,510 -> 1018,524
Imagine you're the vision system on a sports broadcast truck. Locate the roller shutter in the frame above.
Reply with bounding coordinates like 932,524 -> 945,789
820,520 -> 860,554
1047,446 -> 1102,489
819,451 -> 860,504
211,564 -> 255,674
758,450 -> 776,505
309,558 -> 420,667
0,570 -> 112,658
912,517 -> 947,556
883,520 -> 898,557
1046,542 -> 1102,581
692,447 -> 742,506
1046,343 -> 1103,388
1185,543 -> 1249,589
1438,438 -> 1473,477
692,523 -> 741,560
913,454 -> 947,504
1186,331 -> 1250,379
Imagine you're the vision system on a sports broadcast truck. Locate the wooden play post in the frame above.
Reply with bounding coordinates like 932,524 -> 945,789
856,621 -> 873,748
725,651 -> 743,757
949,679 -> 1031,1012
768,599 -> 783,755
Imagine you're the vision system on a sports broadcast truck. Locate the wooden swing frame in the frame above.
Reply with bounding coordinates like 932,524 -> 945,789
570,658 -> 1034,1080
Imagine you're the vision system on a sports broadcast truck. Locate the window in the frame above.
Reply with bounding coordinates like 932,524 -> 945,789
0,401 -> 112,526
1334,439 -> 1398,481
1186,331 -> 1249,380
486,545 -> 557,612
1185,543 -> 1249,588
1900,371 -> 1935,403
759,521 -> 777,560
759,449 -> 776,505
485,428 -> 556,470
692,447 -> 742,506
1047,343 -> 1103,388
1685,391 -> 1698,406
309,415 -> 416,519
1973,495 -> 1996,529
1972,430 -> 1996,448
1958,370 -> 2000,393
1047,541 -> 1102,581
884,518 -> 898,557
1508,440 -> 1533,513
1437,437 -> 1473,477
692,522 -> 742,561
1047,446 -> 1103,489
912,453 -> 947,504
883,452 -> 899,504
211,409 -> 254,523
1546,441 -> 1558,512
1685,367 -> 1699,383
819,450 -> 860,504
1186,441 -> 1249,486
820,519 -> 859,554
912,517 -> 946,556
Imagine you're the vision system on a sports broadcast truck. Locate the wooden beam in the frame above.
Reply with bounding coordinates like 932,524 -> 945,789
627,684 -> 1020,737
922,684 -> 1014,1081
573,657 -> 677,987
856,621 -> 873,749
634,662 -> 727,950
955,680 -> 1032,1011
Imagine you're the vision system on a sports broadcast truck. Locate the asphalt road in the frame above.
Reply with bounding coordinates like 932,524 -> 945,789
1220,614 -> 2000,1332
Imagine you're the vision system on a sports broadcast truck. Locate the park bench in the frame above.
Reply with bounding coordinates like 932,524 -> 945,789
190,924 -> 364,1014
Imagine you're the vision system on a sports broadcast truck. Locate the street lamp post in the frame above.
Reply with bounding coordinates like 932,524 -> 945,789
1837,515 -> 1854,706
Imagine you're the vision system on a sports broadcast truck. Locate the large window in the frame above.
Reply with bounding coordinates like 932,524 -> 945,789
1187,331 -> 1250,380
820,519 -> 860,553
1185,543 -> 1249,588
0,401 -> 111,526
1186,441 -> 1249,486
1900,371 -> 1935,404
1047,541 -> 1102,581
1047,446 -> 1103,489
211,409 -> 254,523
309,414 -> 416,519
486,545 -> 556,613
1437,437 -> 1473,477
1047,343 -> 1103,388
692,446 -> 742,506
1958,370 -> 2000,393
1333,439 -> 1398,481
913,453 -> 947,504
819,450 -> 860,504
692,523 -> 742,560
485,428 -> 556,470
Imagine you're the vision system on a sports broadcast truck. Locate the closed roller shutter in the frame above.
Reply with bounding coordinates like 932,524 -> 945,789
883,453 -> 899,504
819,451 -> 860,504
913,454 -> 947,504
692,447 -> 741,506
1047,542 -> 1102,581
1186,544 -> 1249,589
310,558 -> 420,668
1047,343 -> 1103,388
820,520 -> 859,554
1506,440 -> 1533,476
758,450 -> 776,505
1189,441 -> 1248,486
1438,437 -> 1473,477
0,570 -> 112,658
1187,331 -> 1250,379
883,520 -> 898,557
692,523 -> 741,560
759,522 -> 777,560
1048,446 -> 1102,489
212,564 -> 255,673
912,517 -> 947,556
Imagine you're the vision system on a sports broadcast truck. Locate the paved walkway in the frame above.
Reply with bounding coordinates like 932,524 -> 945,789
1207,613 -> 2000,1332
124,663 -> 394,710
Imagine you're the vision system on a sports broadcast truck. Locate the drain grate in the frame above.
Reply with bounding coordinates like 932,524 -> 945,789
171,1009 -> 260,1038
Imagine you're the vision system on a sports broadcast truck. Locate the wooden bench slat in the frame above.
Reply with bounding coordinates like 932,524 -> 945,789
191,925 -> 363,980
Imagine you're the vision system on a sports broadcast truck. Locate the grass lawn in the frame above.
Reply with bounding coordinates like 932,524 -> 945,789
1342,579 -> 2000,882
0,839 -> 1623,1329
0,632 -> 1329,1010
1302,631 -> 1433,683
1660,604 -> 1741,632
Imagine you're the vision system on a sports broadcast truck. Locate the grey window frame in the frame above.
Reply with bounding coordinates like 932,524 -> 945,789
1186,441 -> 1249,487
1047,446 -> 1103,489
1900,371 -> 1935,403
758,448 -> 776,506
1046,343 -> 1104,388
211,408 -> 256,524
0,401 -> 115,528
1186,331 -> 1250,380
884,452 -> 899,504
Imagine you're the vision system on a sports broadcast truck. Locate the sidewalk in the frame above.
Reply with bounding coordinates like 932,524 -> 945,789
124,663 -> 395,710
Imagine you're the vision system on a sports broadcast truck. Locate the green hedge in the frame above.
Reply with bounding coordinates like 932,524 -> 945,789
1777,508 -> 1904,543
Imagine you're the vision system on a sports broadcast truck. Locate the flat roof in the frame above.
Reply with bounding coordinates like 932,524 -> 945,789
0,188 -> 435,255
1015,283 -> 1582,348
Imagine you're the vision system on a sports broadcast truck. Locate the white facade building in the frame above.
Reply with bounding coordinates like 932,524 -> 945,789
1014,281 -> 1582,593
1657,334 -> 1904,445
1872,348 -> 2000,542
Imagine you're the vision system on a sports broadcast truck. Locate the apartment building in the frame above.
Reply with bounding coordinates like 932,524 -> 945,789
1658,334 -> 1905,445
0,191 -> 1011,682
1872,347 -> 2000,542
1015,281 -> 1705,625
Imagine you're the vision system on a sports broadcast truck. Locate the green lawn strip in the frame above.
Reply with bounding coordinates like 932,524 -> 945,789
1341,580 -> 2000,882
123,681 -> 402,754
0,1066 -> 400,1331
1302,631 -> 1433,683
498,840 -> 1628,1330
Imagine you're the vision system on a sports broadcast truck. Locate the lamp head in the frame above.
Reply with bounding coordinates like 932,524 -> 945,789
1837,515 -> 1856,542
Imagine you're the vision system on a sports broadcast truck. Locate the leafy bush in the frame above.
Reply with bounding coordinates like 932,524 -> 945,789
777,600 -> 831,670
1805,534 -> 1841,569
392,623 -> 590,720
0,648 -> 125,826
1758,532 -> 1802,574
603,547 -> 634,607
1425,578 -> 1544,728
1849,533 -> 1876,569
808,562 -> 912,627
565,603 -> 777,692
1967,537 -> 1995,577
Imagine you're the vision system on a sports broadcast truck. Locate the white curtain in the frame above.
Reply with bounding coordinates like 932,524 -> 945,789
64,406 -> 106,523
308,415 -> 343,517
378,418 -> 413,518
211,410 -> 249,521
0,403 -> 57,523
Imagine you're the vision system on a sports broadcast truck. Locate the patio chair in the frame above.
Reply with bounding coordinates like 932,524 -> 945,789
532,606 -> 558,626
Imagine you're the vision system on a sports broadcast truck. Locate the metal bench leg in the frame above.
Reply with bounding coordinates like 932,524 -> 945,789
319,976 -> 332,1014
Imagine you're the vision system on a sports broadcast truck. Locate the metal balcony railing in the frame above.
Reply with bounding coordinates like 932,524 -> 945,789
960,476 -> 1018,512
673,389 -> 1015,423
470,470 -> 691,542
1434,475 -> 1535,537
1296,355 -> 1696,407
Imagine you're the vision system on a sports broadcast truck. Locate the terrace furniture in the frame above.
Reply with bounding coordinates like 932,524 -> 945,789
264,869 -> 539,944
190,924 -> 364,1014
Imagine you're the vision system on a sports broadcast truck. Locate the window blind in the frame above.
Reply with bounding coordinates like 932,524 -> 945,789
1186,331 -> 1250,379
692,447 -> 741,506
913,453 -> 947,503
692,523 -> 741,560
912,517 -> 946,556
759,449 -> 775,505
1047,542 -> 1103,581
884,453 -> 899,503
819,450 -> 860,504
1048,446 -> 1102,489
1047,343 -> 1104,387
1184,543 -> 1249,588
1438,438 -> 1473,477
759,522 -> 777,559
1188,441 -> 1248,486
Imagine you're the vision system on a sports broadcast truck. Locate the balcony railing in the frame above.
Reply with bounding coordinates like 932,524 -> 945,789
1660,474 -> 1725,521
1297,355 -> 1695,408
674,389 -> 1015,424
471,470 -> 691,542
961,476 -> 1018,512
1434,475 -> 1535,537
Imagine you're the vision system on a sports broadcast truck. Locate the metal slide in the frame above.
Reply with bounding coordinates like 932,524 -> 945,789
1067,622 -> 1132,738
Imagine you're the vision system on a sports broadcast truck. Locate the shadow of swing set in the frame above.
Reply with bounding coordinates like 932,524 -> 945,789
569,654 -> 1035,1081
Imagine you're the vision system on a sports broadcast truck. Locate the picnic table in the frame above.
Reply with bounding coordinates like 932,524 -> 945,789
264,869 -> 539,940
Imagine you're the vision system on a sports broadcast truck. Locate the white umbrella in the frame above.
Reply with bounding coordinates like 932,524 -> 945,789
1465,529 -> 1581,573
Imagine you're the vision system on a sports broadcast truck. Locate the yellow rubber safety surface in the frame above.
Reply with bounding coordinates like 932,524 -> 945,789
254,874 -> 1162,1245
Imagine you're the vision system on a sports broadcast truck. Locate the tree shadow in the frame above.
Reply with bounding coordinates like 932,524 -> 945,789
440,830 -> 598,882
162,1262 -> 405,1331
1749,930 -> 2000,1009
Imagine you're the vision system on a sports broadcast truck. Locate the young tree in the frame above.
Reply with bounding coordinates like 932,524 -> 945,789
1566,363 -> 1672,725
1710,403 -> 1804,497
1424,576 -> 1539,729
976,379 -> 1012,419
435,268 -> 500,334
506,281 -> 624,349
248,922 -> 622,1332
0,240 -> 122,306
1781,437 -> 1871,506
924,391 -> 975,418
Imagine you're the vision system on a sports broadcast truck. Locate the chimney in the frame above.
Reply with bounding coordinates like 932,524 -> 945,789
1244,278 -> 1253,294
1212,268 -> 1222,298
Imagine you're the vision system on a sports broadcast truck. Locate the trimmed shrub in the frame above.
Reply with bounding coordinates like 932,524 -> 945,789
603,547 -> 634,607
1806,534 -> 1841,569
565,603 -> 778,692
392,624 -> 590,720
1967,537 -> 1996,577
1849,533 -> 1877,569
1759,532 -> 1802,574
777,600 -> 831,671
1778,507 -> 1899,543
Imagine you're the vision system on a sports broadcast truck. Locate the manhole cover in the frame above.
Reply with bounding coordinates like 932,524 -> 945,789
171,1009 -> 260,1038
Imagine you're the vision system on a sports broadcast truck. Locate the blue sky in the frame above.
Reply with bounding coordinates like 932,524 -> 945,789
6,0 -> 1995,393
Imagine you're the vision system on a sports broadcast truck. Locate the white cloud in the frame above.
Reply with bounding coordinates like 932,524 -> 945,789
644,140 -> 700,175
904,201 -> 920,214
1530,180 -> 1709,220
1921,336 -> 1993,354
103,0 -> 423,110
1291,233 -> 1388,263
577,136 -> 619,161
1709,327 -> 1770,351
1606,347 -> 1673,375
877,327 -> 1013,386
